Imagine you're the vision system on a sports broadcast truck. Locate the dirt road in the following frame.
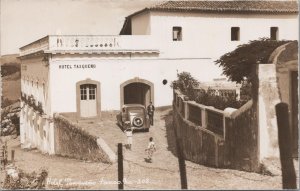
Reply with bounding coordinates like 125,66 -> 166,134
1,108 -> 298,189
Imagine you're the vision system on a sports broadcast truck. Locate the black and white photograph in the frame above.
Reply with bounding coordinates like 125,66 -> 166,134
0,0 -> 299,189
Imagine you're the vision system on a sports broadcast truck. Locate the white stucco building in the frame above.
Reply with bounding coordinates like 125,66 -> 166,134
19,1 -> 298,154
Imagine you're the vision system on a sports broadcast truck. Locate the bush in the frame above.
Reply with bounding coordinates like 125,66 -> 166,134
215,38 -> 291,83
171,72 -> 250,110
195,88 -> 247,110
1,64 -> 20,77
10,114 -> 20,135
171,72 -> 200,100
240,81 -> 252,102
3,166 -> 48,189
2,97 -> 15,108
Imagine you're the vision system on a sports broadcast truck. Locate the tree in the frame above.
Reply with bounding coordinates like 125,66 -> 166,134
171,72 -> 200,100
215,38 -> 291,83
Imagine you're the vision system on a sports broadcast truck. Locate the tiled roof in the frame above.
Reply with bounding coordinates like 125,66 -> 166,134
148,1 -> 298,14
120,1 -> 298,35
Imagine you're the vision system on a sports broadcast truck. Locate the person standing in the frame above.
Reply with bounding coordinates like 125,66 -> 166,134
147,102 -> 155,126
145,137 -> 156,163
124,123 -> 133,150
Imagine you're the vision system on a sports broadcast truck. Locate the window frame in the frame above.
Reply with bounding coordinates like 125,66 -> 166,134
80,84 -> 96,101
270,27 -> 279,40
80,85 -> 88,100
173,26 -> 182,41
231,27 -> 240,41
88,84 -> 96,100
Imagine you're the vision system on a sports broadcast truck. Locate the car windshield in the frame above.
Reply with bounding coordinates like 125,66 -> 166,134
127,107 -> 144,114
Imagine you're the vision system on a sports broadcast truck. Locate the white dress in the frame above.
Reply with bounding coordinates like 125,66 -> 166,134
126,130 -> 133,144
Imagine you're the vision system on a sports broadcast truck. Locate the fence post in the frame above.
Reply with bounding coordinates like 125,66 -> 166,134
11,150 -> 15,163
184,102 -> 189,120
176,138 -> 188,189
275,103 -> 296,189
3,142 -> 8,168
201,108 -> 207,128
117,143 -> 124,190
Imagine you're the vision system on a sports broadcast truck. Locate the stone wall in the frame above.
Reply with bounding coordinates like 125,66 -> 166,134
54,114 -> 115,163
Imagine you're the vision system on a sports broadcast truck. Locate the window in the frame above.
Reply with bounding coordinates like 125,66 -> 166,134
173,27 -> 182,41
80,84 -> 96,100
231,27 -> 240,41
80,86 -> 87,100
270,27 -> 278,40
89,85 -> 96,100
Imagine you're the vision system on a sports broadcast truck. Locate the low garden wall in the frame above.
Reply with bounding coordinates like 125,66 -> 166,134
53,114 -> 116,163
173,107 -> 225,167
224,100 -> 259,171
173,90 -> 259,172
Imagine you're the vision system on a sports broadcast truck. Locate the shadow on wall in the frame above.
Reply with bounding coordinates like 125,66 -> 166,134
161,109 -> 178,157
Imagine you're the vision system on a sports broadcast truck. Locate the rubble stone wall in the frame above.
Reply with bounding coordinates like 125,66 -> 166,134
53,114 -> 114,163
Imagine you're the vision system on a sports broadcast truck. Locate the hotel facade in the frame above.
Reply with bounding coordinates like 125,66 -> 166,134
19,1 -> 298,154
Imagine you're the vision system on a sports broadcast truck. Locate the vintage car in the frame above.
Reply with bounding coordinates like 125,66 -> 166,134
117,104 -> 150,132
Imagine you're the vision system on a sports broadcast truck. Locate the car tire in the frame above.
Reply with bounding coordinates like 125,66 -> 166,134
133,117 -> 144,127
145,128 -> 149,132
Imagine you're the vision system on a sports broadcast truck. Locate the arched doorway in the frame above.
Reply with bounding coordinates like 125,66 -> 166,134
124,83 -> 150,106
273,42 -> 298,157
120,77 -> 154,109
76,78 -> 101,118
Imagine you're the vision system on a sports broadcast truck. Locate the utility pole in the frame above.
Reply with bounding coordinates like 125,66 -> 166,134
118,143 -> 124,190
275,103 -> 297,189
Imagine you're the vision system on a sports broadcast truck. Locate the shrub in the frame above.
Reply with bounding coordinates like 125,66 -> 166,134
10,114 -> 20,135
171,72 -> 250,110
1,97 -> 15,108
195,88 -> 246,110
215,38 -> 291,84
1,64 -> 20,77
36,102 -> 44,114
171,72 -> 200,100
240,80 -> 252,102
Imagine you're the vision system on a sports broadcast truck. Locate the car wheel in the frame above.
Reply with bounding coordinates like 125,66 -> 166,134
132,117 -> 144,127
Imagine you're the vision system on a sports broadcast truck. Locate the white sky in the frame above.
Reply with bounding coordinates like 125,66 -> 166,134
0,0 -> 161,55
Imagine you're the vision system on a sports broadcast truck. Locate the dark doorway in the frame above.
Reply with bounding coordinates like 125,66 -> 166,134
124,83 -> 151,107
291,71 -> 298,157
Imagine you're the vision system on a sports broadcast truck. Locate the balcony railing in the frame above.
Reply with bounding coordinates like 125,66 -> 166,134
20,35 -> 159,56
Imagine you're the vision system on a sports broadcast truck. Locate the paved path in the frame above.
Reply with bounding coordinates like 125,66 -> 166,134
1,108 -> 299,189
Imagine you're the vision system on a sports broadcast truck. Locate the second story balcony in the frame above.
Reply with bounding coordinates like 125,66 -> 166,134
20,35 -> 160,57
